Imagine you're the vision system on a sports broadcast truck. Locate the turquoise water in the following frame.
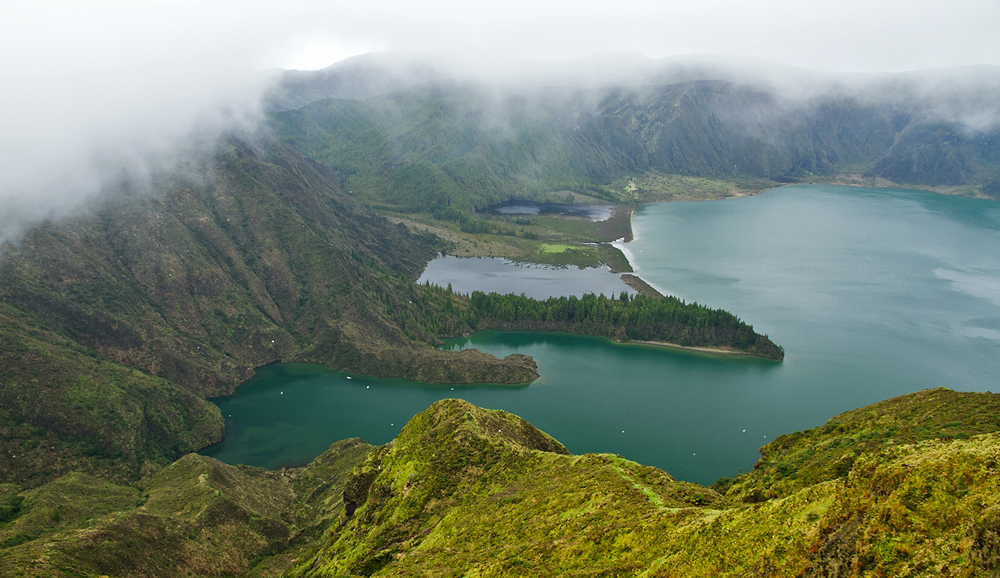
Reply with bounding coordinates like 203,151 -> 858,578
202,185 -> 1000,485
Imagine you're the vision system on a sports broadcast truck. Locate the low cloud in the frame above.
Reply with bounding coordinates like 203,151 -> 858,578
2,0 -> 997,246
0,2 -> 282,246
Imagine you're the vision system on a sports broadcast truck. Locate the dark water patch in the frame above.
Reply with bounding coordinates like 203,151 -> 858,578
482,200 -> 613,221
201,363 -> 528,470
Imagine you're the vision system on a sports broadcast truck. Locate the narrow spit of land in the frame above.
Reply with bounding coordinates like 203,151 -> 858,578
467,291 -> 785,360
397,193 -> 783,360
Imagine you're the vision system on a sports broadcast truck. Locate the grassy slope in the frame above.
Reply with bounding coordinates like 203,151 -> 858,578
5,391 -> 1000,576
0,439 -> 373,578
0,138 -> 514,398
721,388 -> 1000,501
282,394 -> 1000,577
269,87 -> 617,216
0,302 -> 223,485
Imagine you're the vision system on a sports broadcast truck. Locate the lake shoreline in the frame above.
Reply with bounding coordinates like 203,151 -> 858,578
610,203 -> 676,300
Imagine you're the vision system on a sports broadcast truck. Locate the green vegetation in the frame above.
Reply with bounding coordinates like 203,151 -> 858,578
279,394 -> 1000,577
268,89 -> 622,219
0,439 -> 373,577
0,302 -> 224,486
395,280 -> 783,358
621,273 -> 665,298
0,137 -> 537,488
721,388 -> 1000,501
271,81 -> 1000,227
466,291 -> 784,359
626,171 -> 775,202
6,391 -> 1000,576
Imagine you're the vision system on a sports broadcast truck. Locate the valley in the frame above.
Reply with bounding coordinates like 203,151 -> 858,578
1,53 -> 999,576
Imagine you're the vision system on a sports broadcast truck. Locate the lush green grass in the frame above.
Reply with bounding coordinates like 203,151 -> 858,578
0,440 -> 373,578
720,388 -> 1000,501
629,171 -> 778,202
7,391 -> 1000,576
284,394 -> 1000,577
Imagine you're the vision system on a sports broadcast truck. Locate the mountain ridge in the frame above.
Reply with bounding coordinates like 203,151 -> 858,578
0,135 -> 541,487
269,76 -> 999,217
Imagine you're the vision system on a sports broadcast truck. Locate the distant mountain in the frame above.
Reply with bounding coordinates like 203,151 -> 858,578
267,52 -> 1000,119
267,53 -> 1000,199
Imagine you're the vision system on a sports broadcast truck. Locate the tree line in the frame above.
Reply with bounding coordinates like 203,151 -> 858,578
465,290 -> 783,360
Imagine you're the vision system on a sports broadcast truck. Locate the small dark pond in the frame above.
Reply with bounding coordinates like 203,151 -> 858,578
482,200 -> 613,221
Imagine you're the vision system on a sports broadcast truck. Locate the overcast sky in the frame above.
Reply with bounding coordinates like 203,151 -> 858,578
1,0 -> 998,243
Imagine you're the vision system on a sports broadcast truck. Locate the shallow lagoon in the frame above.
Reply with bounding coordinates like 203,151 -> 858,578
418,255 -> 634,299
204,185 -> 1000,485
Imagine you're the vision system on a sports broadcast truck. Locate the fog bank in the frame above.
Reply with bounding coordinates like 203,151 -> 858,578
2,0 -> 998,246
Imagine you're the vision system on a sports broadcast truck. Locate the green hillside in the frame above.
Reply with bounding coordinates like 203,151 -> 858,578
0,439 -> 373,577
5,391 -> 1000,576
268,86 -> 614,216
287,393 -> 1000,577
269,79 -> 1000,218
0,137 -> 542,487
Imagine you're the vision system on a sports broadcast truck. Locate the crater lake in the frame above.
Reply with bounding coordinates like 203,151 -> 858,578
202,184 -> 1000,485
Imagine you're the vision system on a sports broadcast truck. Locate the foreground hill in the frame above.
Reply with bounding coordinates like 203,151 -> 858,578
4,389 -> 1000,576
287,392 -> 1000,577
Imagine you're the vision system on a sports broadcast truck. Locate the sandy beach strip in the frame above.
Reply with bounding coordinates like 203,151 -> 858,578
628,339 -> 754,357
